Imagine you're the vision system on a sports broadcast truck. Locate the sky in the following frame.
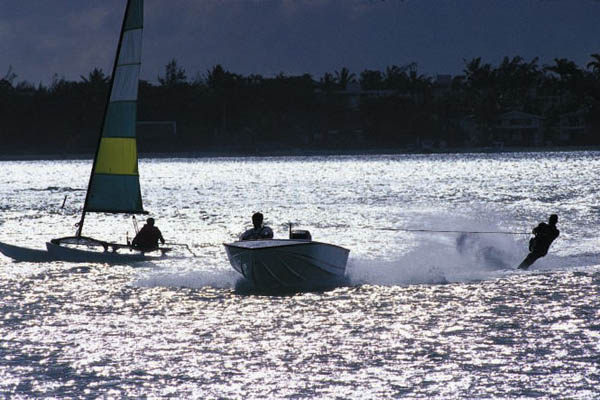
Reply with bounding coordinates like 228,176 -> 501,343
2,0 -> 599,85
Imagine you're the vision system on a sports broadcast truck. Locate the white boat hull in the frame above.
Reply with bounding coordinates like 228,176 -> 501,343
223,239 -> 350,290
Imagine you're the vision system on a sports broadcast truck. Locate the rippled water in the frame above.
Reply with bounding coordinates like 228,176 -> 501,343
1,152 -> 599,398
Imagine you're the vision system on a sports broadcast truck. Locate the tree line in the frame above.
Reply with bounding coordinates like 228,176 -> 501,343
1,54 -> 599,156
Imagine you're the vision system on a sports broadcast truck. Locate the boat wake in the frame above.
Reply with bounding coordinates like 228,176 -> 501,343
132,242 -> 599,291
134,265 -> 239,289
132,214 -> 599,290
133,232 -> 523,291
347,220 -> 525,286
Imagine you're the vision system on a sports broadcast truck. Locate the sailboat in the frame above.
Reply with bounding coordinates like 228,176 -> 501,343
0,0 -> 168,263
224,224 -> 350,290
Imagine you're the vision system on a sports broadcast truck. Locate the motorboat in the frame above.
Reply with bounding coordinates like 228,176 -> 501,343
224,229 -> 350,290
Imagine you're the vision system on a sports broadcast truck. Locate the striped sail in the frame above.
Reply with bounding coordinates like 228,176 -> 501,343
85,0 -> 145,214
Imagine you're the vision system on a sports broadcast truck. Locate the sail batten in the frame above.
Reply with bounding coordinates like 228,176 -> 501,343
82,0 -> 145,218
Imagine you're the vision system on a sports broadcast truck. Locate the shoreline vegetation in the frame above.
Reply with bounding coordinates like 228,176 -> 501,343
1,145 -> 599,162
1,55 -> 599,157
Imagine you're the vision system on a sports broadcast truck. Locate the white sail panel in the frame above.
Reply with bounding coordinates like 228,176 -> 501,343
117,29 -> 143,65
109,65 -> 140,102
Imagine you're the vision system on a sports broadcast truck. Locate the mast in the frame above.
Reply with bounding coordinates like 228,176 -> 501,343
77,0 -> 144,236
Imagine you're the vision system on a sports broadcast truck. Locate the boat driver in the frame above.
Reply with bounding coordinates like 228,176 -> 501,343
240,212 -> 274,241
132,218 -> 165,251
517,214 -> 559,269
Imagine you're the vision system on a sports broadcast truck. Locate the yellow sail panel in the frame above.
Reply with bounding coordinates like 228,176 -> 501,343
94,138 -> 139,175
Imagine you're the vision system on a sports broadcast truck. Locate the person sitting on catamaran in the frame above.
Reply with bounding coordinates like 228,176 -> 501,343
518,214 -> 559,269
240,212 -> 273,241
132,218 -> 165,251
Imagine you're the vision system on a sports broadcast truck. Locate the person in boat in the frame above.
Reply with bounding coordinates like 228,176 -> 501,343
240,212 -> 273,240
132,218 -> 165,251
518,214 -> 559,269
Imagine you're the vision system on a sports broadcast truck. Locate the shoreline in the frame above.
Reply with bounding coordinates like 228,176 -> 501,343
1,145 -> 599,162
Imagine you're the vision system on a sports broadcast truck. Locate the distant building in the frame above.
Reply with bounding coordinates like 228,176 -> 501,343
495,111 -> 544,146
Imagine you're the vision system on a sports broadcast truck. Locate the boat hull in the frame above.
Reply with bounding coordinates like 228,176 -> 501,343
0,241 -> 56,262
46,241 -> 163,264
223,239 -> 350,290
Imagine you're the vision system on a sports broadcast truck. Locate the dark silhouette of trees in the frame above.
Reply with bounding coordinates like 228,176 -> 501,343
1,65 -> 17,87
158,59 -> 187,87
335,67 -> 356,89
1,55 -> 599,157
462,57 -> 499,136
587,54 -> 600,78
319,72 -> 337,93
80,68 -> 110,87
360,69 -> 384,90
494,56 -> 540,110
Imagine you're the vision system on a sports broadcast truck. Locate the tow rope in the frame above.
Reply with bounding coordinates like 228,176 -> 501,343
377,228 -> 530,235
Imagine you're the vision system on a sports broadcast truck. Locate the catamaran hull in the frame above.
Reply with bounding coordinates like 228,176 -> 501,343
0,240 -> 164,264
0,241 -> 56,262
45,242 -> 162,264
223,240 -> 350,290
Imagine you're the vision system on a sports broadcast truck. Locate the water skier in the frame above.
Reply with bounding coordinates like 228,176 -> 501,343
517,214 -> 559,269
240,212 -> 274,240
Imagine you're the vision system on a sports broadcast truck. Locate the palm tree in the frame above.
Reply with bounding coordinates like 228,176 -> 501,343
319,72 -> 337,92
585,54 -> 600,103
382,63 -> 417,91
334,67 -> 356,90
204,65 -> 237,133
544,58 -> 586,102
359,69 -> 384,91
462,58 -> 499,132
407,70 -> 432,97
495,56 -> 540,109
463,57 -> 496,90
587,53 -> 600,75
383,65 -> 407,91
544,58 -> 580,81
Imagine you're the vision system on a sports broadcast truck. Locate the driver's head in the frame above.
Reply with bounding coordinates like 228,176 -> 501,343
146,217 -> 155,226
252,212 -> 263,228
549,214 -> 558,225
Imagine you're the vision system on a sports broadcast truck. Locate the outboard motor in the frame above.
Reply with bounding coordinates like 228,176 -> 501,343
290,230 -> 312,241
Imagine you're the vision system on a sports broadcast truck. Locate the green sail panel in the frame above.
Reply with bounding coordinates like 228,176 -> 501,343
86,174 -> 144,213
84,0 -> 145,215
102,101 -> 137,138
124,0 -> 143,30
